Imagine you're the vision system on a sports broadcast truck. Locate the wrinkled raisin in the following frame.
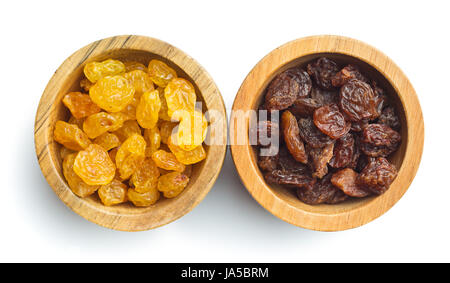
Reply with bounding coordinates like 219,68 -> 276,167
331,168 -> 369,197
307,57 -> 339,90
339,79 -> 378,121
357,157 -> 398,195
313,104 -> 351,139
329,133 -> 354,168
298,117 -> 334,148
332,64 -> 369,87
307,143 -> 334,179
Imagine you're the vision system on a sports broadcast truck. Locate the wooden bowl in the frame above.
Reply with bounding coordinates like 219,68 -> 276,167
230,35 -> 424,231
35,35 -> 227,231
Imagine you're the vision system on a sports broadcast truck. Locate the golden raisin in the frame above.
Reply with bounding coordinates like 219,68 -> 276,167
147,59 -> 177,87
173,110 -> 208,151
68,116 -> 85,129
151,149 -> 185,172
63,92 -> 100,119
93,132 -> 120,151
60,146 -> 75,160
136,90 -> 161,129
144,127 -> 161,157
168,136 -> 206,165
73,144 -> 116,185
63,153 -> 99,197
84,59 -> 125,83
124,61 -> 147,72
157,172 -> 189,198
89,75 -> 135,112
98,179 -> 128,206
120,96 -> 139,121
80,78 -> 94,92
54,120 -> 91,151
157,87 -> 171,121
113,120 -> 141,142
159,121 -> 178,144
115,134 -> 146,180
131,158 -> 160,193
127,187 -> 160,207
123,70 -> 154,98
164,78 -> 196,119
83,112 -> 125,139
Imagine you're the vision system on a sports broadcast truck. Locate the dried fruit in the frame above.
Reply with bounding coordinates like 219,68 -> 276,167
265,67 -> 312,110
113,120 -> 141,142
93,132 -> 120,151
159,121 -> 178,144
73,144 -> 116,185
147,59 -> 177,87
310,87 -> 339,105
281,111 -> 307,163
63,153 -> 99,197
63,92 -> 100,119
157,172 -> 190,198
124,61 -> 147,72
308,143 -> 334,179
83,112 -> 125,139
313,104 -> 351,139
127,187 -> 160,207
98,179 -> 128,206
136,90 -> 161,129
331,168 -> 369,197
173,110 -> 208,151
144,127 -> 161,157
298,117 -> 334,148
84,59 -> 125,83
329,133 -> 354,168
120,96 -> 139,120
307,57 -> 339,90
357,157 -> 398,195
167,136 -> 206,165
378,106 -> 401,131
289,98 -> 322,118
362,124 -> 401,147
332,64 -> 368,87
265,169 -> 314,189
296,174 -> 346,205
54,120 -> 91,151
68,116 -> 85,129
89,75 -> 135,112
80,78 -> 94,92
115,134 -> 146,180
151,149 -> 185,172
339,79 -> 378,121
164,78 -> 196,118
157,87 -> 171,121
131,158 -> 160,193
123,70 -> 154,98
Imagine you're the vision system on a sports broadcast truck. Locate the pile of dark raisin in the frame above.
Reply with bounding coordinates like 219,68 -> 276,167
256,57 -> 401,205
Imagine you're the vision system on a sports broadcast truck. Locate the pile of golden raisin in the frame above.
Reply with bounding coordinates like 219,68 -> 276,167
54,59 -> 208,207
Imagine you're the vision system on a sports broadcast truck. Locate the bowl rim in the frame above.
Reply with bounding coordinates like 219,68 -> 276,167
34,35 -> 227,231
230,35 -> 424,231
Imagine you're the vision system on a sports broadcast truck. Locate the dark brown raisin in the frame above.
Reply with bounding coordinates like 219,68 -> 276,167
329,133 -> 354,168
357,157 -> 398,195
378,106 -> 401,131
289,98 -> 322,118
313,104 -> 351,139
265,169 -> 314,189
332,64 -> 369,87
310,87 -> 339,105
307,57 -> 339,90
298,117 -> 334,148
362,124 -> 401,148
296,174 -> 345,205
265,67 -> 312,110
339,79 -> 378,121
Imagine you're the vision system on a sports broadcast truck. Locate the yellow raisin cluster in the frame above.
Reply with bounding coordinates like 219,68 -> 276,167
54,59 -> 207,207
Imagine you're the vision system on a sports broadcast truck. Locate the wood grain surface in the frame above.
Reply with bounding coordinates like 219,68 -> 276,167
35,35 -> 227,231
230,35 -> 424,231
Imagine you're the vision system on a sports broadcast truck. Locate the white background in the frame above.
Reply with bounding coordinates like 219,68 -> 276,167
0,0 -> 448,263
